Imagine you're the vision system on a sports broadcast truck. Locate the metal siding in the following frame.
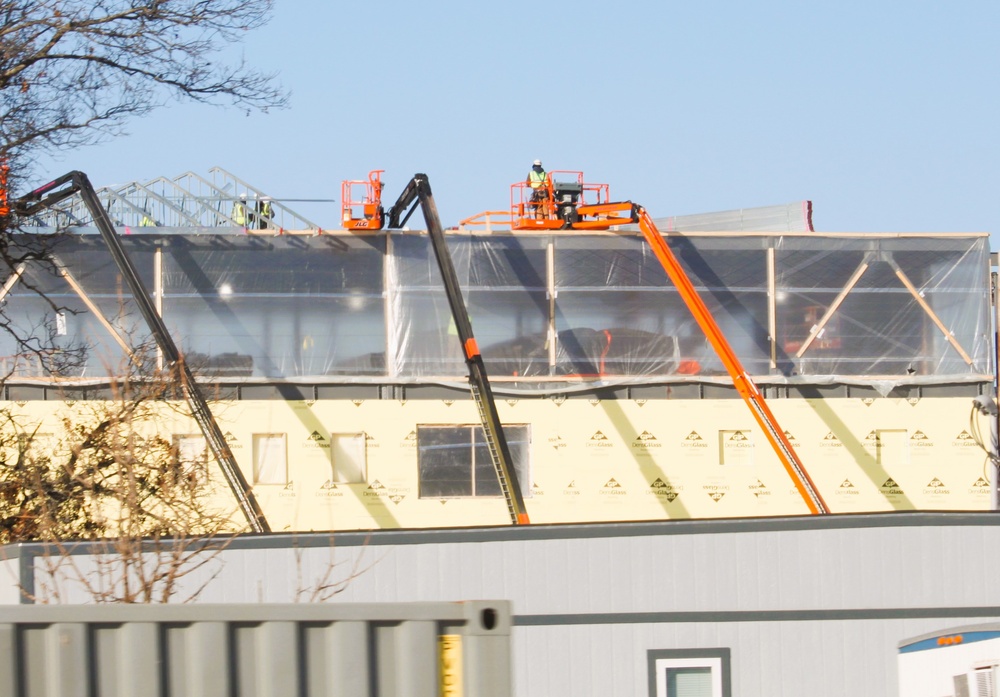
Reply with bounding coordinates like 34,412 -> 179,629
0,603 -> 511,697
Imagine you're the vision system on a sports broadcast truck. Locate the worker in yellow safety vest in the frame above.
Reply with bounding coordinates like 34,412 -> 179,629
526,159 -> 547,217
256,196 -> 273,229
232,193 -> 249,226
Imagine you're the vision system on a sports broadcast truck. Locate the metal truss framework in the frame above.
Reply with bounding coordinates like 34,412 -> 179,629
17,167 -> 321,232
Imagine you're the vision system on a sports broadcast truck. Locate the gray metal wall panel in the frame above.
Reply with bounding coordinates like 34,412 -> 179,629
0,602 -> 512,697
8,515 -> 1000,696
73,520 -> 999,615
511,616 -> 1000,697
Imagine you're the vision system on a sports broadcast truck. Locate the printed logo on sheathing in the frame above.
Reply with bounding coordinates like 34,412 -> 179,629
836,479 -> 859,496
223,431 -> 243,449
970,477 -> 990,495
532,482 -> 545,496
819,431 -> 844,451
953,430 -> 978,448
632,430 -> 662,450
364,480 -> 410,501
648,478 -> 681,501
924,477 -> 950,495
749,479 -> 771,498
910,430 -> 933,447
703,482 -> 729,503
681,430 -> 709,454
720,430 -> 754,466
880,478 -> 905,496
365,432 -> 379,449
400,430 -> 417,448
304,431 -> 330,449
317,480 -> 344,497
600,478 -> 626,496
548,434 -> 566,451
587,430 -> 613,448
861,398 -> 876,407
563,480 -> 580,496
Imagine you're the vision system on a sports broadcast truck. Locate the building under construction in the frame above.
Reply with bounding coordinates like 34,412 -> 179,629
2,167 -> 999,697
2,167 -> 995,533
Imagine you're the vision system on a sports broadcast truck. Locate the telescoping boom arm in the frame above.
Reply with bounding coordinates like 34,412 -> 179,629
387,175 -> 530,525
634,206 -> 829,515
15,171 -> 271,533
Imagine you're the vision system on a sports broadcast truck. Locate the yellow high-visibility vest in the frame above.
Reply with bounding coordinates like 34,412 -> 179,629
528,169 -> 546,189
232,202 -> 247,225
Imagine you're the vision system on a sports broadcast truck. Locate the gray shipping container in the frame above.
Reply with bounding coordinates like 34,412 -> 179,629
0,600 -> 512,697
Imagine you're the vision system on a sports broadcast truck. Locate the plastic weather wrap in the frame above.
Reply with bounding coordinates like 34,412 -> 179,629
0,230 -> 991,392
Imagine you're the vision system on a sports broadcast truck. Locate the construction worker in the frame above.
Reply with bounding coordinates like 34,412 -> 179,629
232,193 -> 249,227
256,196 -> 273,229
139,212 -> 156,227
526,159 -> 547,217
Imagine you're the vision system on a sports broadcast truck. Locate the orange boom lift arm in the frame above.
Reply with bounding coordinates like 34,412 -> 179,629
633,206 -> 828,515
509,170 -> 829,515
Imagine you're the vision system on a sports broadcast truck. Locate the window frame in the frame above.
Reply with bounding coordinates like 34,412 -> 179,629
252,432 -> 288,486
647,648 -> 731,697
416,423 -> 531,499
329,432 -> 368,484
172,433 -> 210,482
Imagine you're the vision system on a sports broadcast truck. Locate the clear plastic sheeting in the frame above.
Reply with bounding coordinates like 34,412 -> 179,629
0,229 -> 991,393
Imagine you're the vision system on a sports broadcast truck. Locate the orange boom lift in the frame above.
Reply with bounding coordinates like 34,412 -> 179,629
339,170 -> 531,525
509,170 -> 829,515
341,169 -> 385,230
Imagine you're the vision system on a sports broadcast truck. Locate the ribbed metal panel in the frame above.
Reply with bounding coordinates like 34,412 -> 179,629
0,602 -> 512,697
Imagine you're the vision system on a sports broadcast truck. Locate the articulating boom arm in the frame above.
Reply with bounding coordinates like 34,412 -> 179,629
15,171 -> 270,532
386,174 -> 531,525
635,206 -> 829,515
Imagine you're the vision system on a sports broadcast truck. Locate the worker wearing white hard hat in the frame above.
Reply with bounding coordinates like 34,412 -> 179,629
256,195 -> 274,230
526,160 -> 548,216
232,193 -> 249,227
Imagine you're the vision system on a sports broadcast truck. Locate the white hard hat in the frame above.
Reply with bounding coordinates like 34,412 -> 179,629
239,193 -> 247,200
533,159 -> 542,166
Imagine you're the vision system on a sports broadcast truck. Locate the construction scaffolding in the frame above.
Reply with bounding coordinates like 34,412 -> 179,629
16,167 -> 321,231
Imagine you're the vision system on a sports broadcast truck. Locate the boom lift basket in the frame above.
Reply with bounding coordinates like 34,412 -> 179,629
341,169 -> 385,230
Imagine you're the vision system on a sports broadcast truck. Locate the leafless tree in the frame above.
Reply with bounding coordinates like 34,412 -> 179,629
0,1 -> 286,375
0,0 -> 287,169
0,347 -> 247,602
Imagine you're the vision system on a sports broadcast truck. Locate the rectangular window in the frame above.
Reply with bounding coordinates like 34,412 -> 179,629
253,433 -> 287,485
877,428 -> 909,467
417,424 -> 530,499
330,433 -> 367,484
647,649 -> 730,697
172,434 -> 209,482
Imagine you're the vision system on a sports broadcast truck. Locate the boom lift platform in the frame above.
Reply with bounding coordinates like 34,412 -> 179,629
510,171 -> 830,515
381,173 -> 531,526
12,171 -> 270,533
512,170 -> 638,230
341,169 -> 385,230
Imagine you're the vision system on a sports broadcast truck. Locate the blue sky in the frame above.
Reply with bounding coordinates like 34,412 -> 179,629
41,0 -> 1000,241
